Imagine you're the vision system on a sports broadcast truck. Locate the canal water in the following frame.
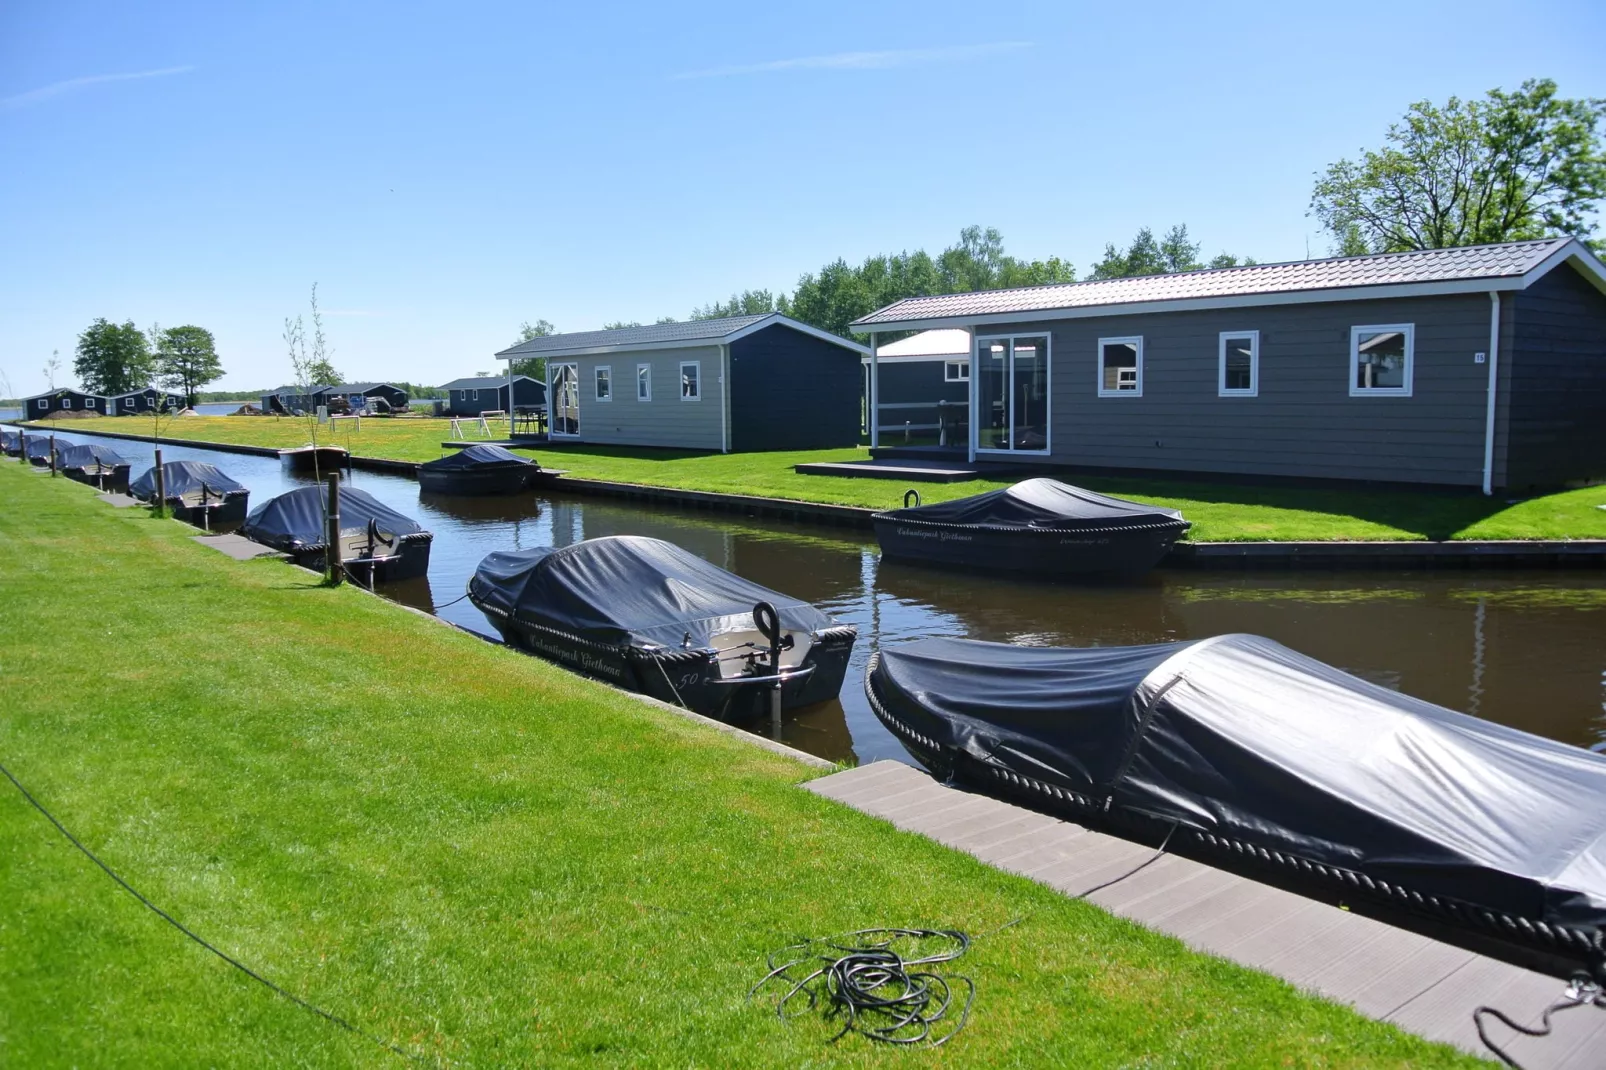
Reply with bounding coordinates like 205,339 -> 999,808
11,424 -> 1605,765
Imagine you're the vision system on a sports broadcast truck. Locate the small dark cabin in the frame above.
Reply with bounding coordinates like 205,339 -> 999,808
110,387 -> 186,414
442,375 -> 546,416
23,389 -> 106,418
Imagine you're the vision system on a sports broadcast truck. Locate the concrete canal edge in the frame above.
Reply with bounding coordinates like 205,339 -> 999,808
35,424 -> 1606,569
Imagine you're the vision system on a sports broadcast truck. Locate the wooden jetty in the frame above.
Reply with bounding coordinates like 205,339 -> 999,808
807,760 -> 1606,1067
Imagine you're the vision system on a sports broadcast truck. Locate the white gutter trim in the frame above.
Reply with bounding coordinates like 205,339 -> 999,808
848,275 -> 1538,334
1482,292 -> 1501,496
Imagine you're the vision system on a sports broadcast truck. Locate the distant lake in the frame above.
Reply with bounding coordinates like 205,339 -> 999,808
1,401 -> 248,421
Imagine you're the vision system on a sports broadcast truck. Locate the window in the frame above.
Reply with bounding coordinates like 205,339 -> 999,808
36,398 -> 47,410
680,361 -> 700,401
594,365 -> 612,401
86,397 -> 96,408
61,398 -> 72,409
944,359 -> 970,382
1218,331 -> 1259,397
125,396 -> 136,408
1097,337 -> 1143,396
636,364 -> 652,401
1350,323 -> 1414,397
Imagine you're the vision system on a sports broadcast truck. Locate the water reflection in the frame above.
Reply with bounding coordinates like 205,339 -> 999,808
15,424 -> 1606,764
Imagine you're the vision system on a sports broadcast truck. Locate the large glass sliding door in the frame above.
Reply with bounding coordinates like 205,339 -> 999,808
974,335 -> 1050,453
550,363 -> 580,436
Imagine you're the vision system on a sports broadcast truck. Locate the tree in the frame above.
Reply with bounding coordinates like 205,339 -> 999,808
1089,225 -> 1254,278
690,290 -> 780,320
510,318 -> 556,381
602,320 -> 643,330
282,283 -> 339,481
74,319 -> 153,395
43,349 -> 60,391
1311,79 -> 1606,252
154,325 -> 223,404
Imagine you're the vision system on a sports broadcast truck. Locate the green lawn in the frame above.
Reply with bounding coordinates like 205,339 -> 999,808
27,413 -> 1606,541
0,465 -> 1476,1067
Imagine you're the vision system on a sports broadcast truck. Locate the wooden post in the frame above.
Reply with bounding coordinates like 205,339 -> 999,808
326,472 -> 344,586
153,447 -> 165,516
48,433 -> 56,476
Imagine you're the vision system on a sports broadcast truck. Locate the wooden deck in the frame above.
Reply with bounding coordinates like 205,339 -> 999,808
807,761 -> 1606,1066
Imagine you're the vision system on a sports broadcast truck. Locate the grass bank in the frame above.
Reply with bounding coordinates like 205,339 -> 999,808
0,466 -> 1476,1067
27,413 -> 1606,541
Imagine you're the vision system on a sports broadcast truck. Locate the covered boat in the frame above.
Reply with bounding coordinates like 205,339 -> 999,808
130,460 -> 250,527
1,430 -> 21,456
866,634 -> 1606,976
57,443 -> 133,491
873,478 -> 1189,577
25,435 -> 69,467
241,485 -> 433,582
468,535 -> 858,721
418,444 -> 547,496
279,444 -> 349,473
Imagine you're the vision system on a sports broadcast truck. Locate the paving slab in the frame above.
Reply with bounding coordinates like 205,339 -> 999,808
97,492 -> 142,508
192,533 -> 282,560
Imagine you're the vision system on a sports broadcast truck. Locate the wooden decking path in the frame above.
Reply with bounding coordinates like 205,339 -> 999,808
807,760 -> 1606,1067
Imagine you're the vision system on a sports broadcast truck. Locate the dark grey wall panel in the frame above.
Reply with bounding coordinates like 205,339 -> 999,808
1505,264 -> 1606,489
972,293 -> 1498,487
730,326 -> 861,451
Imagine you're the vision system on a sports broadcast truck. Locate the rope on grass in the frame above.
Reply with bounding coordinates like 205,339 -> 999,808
1474,976 -> 1605,1069
0,759 -> 426,1066
750,927 -> 975,1047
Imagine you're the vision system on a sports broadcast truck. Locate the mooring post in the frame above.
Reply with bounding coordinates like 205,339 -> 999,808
326,472 -> 344,586
153,447 -> 166,517
49,433 -> 56,477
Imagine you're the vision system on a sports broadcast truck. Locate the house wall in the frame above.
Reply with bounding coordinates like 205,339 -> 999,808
1503,264 -> 1606,489
112,391 -> 183,414
448,380 -> 547,416
872,359 -> 970,405
562,345 -> 724,449
729,326 -> 862,451
26,391 -> 105,416
975,292 -> 1498,487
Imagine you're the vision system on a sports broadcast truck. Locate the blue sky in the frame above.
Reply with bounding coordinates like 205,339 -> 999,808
2,0 -> 1602,396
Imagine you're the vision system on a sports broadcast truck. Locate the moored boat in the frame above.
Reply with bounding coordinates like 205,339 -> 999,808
280,444 -> 350,473
1,430 -> 21,456
418,444 -> 548,496
866,633 -> 1606,977
130,460 -> 250,528
873,478 -> 1189,578
241,485 -> 433,582
58,443 -> 133,491
25,435 -> 71,467
468,535 -> 858,721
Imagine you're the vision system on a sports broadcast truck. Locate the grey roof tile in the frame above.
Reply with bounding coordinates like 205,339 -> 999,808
851,239 -> 1573,327
495,314 -> 774,357
440,375 -> 538,391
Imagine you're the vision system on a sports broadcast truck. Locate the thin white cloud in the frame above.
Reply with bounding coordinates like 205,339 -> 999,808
673,42 -> 1029,80
1,66 -> 194,111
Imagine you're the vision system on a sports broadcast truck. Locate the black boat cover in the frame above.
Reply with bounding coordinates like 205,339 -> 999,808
420,444 -> 537,471
873,633 -> 1606,939
242,486 -> 427,551
882,478 -> 1186,529
58,443 -> 130,468
1,430 -> 19,451
26,436 -> 68,460
471,535 -> 836,650
130,460 -> 247,501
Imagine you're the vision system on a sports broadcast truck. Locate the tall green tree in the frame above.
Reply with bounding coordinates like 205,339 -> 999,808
510,318 -> 556,381
1090,225 -> 1254,278
1311,78 -> 1606,252
154,325 -> 223,404
74,319 -> 153,395
690,290 -> 780,320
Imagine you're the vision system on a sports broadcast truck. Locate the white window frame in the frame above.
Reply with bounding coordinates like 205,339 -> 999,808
85,397 -> 96,408
36,398 -> 47,410
679,361 -> 701,401
973,333 -> 1054,457
1349,323 -> 1414,398
1096,336 -> 1144,397
61,398 -> 72,409
124,396 -> 137,408
944,359 -> 970,383
1217,330 -> 1259,398
594,365 -> 612,402
636,364 -> 652,402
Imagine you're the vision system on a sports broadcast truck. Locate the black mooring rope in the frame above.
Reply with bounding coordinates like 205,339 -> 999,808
1474,977 -> 1605,1069
0,760 -> 425,1065
751,928 -> 976,1047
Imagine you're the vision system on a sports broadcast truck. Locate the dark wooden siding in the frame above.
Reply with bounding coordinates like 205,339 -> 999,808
974,293 -> 1497,487
26,390 -> 104,416
1504,264 -> 1606,489
446,380 -> 545,416
730,326 -> 861,451
875,360 -> 968,405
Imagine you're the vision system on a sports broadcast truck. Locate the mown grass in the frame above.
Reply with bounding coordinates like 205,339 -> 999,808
28,413 -> 1606,542
0,466 -> 1479,1067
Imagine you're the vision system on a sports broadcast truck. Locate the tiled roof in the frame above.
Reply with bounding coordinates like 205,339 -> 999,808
497,314 -> 773,357
852,239 -> 1575,328
441,375 -> 537,391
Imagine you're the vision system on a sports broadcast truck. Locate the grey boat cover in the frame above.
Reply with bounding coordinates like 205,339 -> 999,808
58,443 -> 130,469
470,535 -> 836,650
420,444 -> 538,472
131,460 -> 247,502
242,485 -> 428,552
25,436 -> 69,460
1,430 -> 19,451
872,633 -> 1606,939
878,478 -> 1187,529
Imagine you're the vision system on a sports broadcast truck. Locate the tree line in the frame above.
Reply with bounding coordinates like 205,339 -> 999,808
61,320 -> 224,404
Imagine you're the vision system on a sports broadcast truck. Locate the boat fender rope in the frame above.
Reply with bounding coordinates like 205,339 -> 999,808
0,760 -> 426,1065
1474,976 -> 1605,1069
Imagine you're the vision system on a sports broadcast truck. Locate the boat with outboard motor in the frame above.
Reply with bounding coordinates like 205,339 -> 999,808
468,535 -> 858,721
865,633 -> 1606,978
58,443 -> 133,491
418,444 -> 552,496
279,444 -> 349,473
873,478 -> 1189,578
241,485 -> 433,582
130,460 -> 250,527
